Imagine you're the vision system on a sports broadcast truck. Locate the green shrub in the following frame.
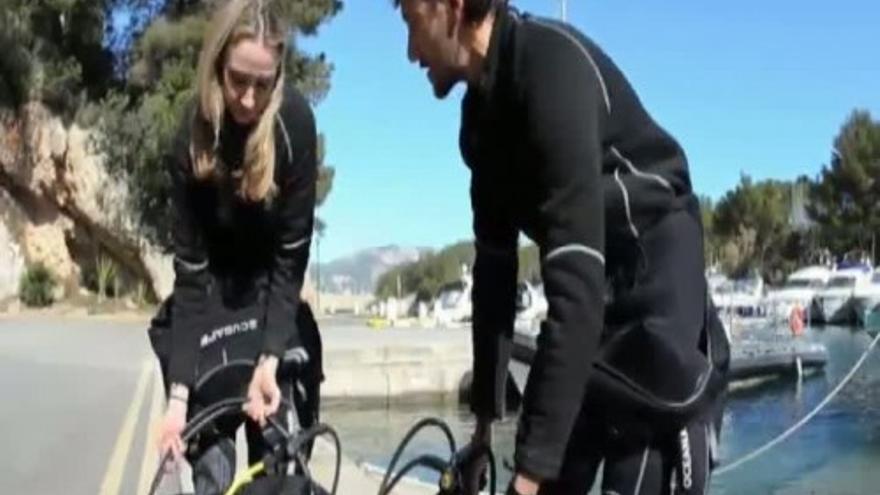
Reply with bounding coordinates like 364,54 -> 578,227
19,263 -> 56,307
95,253 -> 118,302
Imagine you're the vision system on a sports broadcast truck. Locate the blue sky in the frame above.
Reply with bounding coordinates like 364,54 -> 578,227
299,0 -> 880,262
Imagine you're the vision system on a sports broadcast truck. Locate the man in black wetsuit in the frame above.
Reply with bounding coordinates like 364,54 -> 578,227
391,1 -> 730,494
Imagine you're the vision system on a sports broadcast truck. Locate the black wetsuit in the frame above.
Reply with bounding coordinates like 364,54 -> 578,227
147,86 -> 322,495
463,6 -> 729,494
163,87 -> 318,388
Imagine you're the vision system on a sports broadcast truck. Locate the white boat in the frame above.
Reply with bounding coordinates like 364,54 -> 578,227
514,281 -> 548,338
812,262 -> 873,324
712,271 -> 766,318
763,265 -> 832,321
853,270 -> 880,326
432,271 -> 473,327
706,266 -> 730,294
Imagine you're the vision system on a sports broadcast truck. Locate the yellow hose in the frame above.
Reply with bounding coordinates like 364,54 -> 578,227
223,461 -> 266,495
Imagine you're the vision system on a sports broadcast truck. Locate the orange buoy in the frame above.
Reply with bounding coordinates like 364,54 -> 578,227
789,304 -> 805,337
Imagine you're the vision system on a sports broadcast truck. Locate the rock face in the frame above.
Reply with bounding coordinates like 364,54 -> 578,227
0,189 -> 26,300
0,103 -> 173,302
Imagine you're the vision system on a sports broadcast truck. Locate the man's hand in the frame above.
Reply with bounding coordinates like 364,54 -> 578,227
460,417 -> 493,494
243,355 -> 281,427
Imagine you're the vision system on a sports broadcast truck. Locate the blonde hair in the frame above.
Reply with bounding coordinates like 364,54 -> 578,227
191,0 -> 289,202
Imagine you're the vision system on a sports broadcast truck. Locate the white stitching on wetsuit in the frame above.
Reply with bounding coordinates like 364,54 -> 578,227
545,244 -> 605,266
175,256 -> 208,272
613,168 -> 640,240
633,446 -> 650,495
528,19 -> 611,114
276,113 -> 293,164
281,236 -> 310,251
610,146 -> 673,192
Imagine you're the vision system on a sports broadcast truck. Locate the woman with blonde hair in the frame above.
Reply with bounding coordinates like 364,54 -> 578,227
147,0 -> 322,492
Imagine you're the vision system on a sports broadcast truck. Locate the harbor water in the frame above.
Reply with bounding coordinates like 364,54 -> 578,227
322,325 -> 880,494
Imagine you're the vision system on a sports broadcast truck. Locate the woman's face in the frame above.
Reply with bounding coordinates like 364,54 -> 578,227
221,38 -> 280,126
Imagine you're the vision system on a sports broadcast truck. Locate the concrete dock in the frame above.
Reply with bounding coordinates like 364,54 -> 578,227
318,321 -> 473,403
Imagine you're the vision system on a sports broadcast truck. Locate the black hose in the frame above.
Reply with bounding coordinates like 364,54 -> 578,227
382,454 -> 449,493
148,398 -> 250,495
379,418 -> 499,495
147,396 -> 343,495
378,417 -> 458,494
263,417 -> 343,495
264,415 -> 315,490
280,422 -> 343,495
484,447 -> 497,495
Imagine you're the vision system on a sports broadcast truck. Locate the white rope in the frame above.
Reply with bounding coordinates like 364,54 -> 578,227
716,330 -> 880,475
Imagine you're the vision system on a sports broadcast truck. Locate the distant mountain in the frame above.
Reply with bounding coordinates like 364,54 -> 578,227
310,245 -> 427,294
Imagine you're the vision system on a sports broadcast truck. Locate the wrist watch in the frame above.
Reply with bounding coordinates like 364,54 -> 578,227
258,353 -> 278,365
169,382 -> 189,403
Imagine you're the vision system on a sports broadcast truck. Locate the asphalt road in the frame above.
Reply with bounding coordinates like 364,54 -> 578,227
0,315 -> 175,495
0,313 -> 471,495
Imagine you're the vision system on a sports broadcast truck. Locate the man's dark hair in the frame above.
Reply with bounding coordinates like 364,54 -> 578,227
391,0 -> 506,23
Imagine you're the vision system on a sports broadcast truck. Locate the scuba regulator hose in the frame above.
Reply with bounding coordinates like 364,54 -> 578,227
147,397 -> 341,495
378,417 -> 497,495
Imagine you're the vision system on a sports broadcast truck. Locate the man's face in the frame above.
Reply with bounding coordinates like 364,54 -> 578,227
400,0 -> 463,99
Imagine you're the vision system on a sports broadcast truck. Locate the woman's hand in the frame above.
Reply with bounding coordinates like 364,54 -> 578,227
157,386 -> 188,471
243,355 -> 281,427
